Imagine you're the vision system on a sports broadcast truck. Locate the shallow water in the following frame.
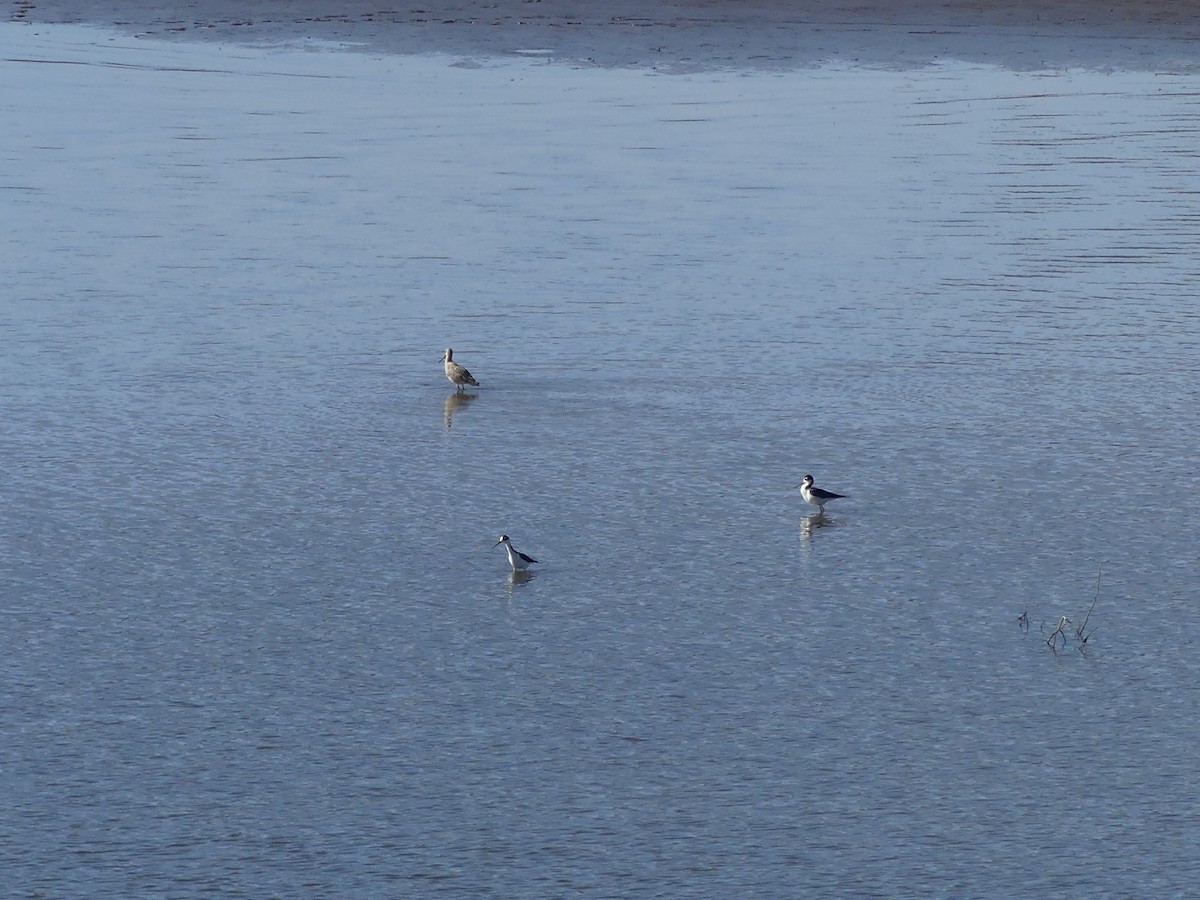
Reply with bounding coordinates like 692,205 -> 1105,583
3,24 -> 1200,896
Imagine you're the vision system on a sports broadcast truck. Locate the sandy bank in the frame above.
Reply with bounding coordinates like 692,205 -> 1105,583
8,0 -> 1200,70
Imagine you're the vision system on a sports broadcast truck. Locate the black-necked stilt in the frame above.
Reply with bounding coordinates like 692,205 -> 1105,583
494,534 -> 538,571
441,347 -> 479,391
799,474 -> 847,512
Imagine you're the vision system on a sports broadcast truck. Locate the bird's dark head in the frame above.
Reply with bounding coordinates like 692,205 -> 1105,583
493,534 -> 510,547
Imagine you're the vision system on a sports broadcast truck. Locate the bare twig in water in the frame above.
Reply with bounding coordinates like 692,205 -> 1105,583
1023,567 -> 1101,654
1046,615 -> 1072,650
1075,566 -> 1101,644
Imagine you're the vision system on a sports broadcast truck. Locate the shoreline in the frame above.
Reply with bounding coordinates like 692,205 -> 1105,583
8,0 -> 1200,71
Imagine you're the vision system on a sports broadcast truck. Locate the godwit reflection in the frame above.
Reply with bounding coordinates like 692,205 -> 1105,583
443,390 -> 478,429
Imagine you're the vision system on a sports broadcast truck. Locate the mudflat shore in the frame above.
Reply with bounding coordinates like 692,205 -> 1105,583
8,0 -> 1200,69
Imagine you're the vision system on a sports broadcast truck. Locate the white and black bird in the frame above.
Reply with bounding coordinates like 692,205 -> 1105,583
494,534 -> 538,572
441,347 -> 479,391
799,474 -> 847,513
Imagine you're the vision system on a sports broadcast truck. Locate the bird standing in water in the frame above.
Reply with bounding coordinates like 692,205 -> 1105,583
799,474 -> 847,513
493,534 -> 538,572
441,347 -> 479,391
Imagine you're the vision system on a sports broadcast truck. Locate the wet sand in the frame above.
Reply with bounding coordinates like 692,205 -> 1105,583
9,0 -> 1200,70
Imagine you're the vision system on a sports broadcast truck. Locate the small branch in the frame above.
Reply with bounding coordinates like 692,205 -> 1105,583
1024,566 -> 1102,653
1075,565 -> 1101,644
1047,615 -> 1071,650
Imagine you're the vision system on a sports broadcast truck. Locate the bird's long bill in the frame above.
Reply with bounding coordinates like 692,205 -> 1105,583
492,539 -> 504,548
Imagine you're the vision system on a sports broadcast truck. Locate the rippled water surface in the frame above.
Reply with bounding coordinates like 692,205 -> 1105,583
4,24 -> 1200,896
